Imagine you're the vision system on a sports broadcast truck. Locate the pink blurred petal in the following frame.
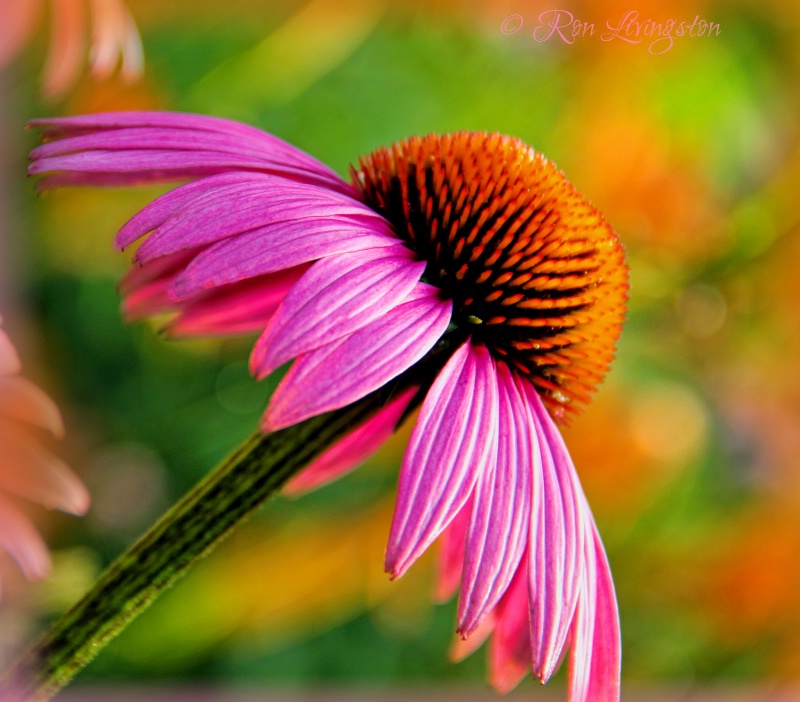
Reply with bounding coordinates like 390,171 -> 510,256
87,0 -> 143,80
0,0 -> 42,67
0,327 -> 22,375
119,248 -> 198,294
119,248 -> 199,320
489,560 -> 532,694
250,247 -> 424,380
41,0 -> 85,99
0,426 -> 90,515
172,216 -> 397,298
435,499 -> 470,603
458,364 -> 531,636
385,340 -> 499,579
167,266 -> 307,338
117,1 -> 143,80
285,387 -> 417,496
450,609 -> 494,663
121,256 -> 191,320
263,284 -> 450,429
0,376 -> 64,437
0,496 -> 51,581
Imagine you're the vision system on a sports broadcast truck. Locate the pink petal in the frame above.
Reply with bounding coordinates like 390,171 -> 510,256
284,387 -> 417,496
570,520 -> 622,702
119,249 -> 200,320
87,0 -> 143,80
0,327 -> 22,375
167,266 -> 307,338
0,495 -> 51,581
489,560 -> 532,694
385,340 -> 499,579
29,150 -> 350,198
435,499 -> 471,603
567,510 -> 598,702
119,248 -> 198,294
116,173 -> 266,249
458,363 -> 531,636
250,247 -> 424,380
29,112 -> 336,170
134,180 -> 382,264
41,0 -> 85,98
526,383 -> 584,682
0,0 -> 41,67
29,112 -> 350,192
172,217 -> 396,299
0,376 -> 64,437
450,609 -> 494,663
263,284 -> 450,429
0,426 -> 89,515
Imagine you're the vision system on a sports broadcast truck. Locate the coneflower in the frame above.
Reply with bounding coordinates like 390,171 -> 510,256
25,112 -> 628,701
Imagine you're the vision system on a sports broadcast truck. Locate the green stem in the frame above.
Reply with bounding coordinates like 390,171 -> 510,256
2,390 -> 389,701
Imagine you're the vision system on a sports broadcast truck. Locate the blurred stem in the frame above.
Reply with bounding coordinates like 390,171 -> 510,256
1,390 -> 390,701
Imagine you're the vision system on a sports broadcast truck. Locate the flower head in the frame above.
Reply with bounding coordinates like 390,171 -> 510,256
0,0 -> 143,98
0,318 -> 89,591
29,112 -> 627,699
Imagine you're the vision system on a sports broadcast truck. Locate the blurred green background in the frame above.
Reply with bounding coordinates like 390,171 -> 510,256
2,0 -> 800,696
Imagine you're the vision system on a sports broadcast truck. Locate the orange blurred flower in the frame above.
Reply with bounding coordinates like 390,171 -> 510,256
0,318 -> 88,593
0,0 -> 143,99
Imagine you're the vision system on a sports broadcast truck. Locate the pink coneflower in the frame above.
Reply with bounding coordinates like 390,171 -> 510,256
29,112 -> 628,699
0,0 -> 143,98
0,318 -> 89,593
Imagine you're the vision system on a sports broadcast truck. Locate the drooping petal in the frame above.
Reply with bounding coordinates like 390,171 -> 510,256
0,496 -> 51,581
133,179 -> 383,264
458,363 -> 532,636
0,426 -> 90,516
30,148 -> 347,193
263,284 -> 450,429
386,340 -> 499,579
489,560 -> 532,694
0,376 -> 64,437
116,173 -> 266,249
29,112 -> 351,192
526,383 -> 584,682
172,216 -> 396,299
569,519 -> 621,702
251,247 -> 425,380
30,111 -> 338,170
284,387 -> 417,496
567,510 -> 598,702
